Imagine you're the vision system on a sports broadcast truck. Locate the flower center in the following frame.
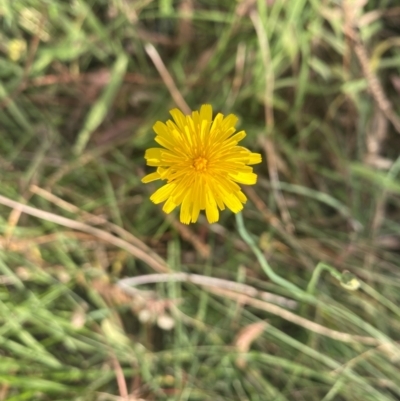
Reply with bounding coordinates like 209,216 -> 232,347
193,156 -> 208,172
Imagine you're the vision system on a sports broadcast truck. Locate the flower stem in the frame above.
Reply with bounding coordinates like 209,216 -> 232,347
235,212 -> 308,300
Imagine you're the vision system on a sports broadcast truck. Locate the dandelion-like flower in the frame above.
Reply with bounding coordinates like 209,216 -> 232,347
142,104 -> 262,224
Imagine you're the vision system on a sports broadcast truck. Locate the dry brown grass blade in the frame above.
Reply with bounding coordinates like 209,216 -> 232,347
226,42 -> 246,109
0,231 -> 105,252
235,321 -> 266,352
167,215 -> 210,259
145,43 -> 190,114
244,186 -> 281,228
342,1 -> 400,274
0,383 -> 9,401
234,321 -> 266,368
4,196 -> 31,243
111,355 -> 129,399
250,11 -> 294,234
29,185 -> 165,267
118,273 -> 297,309
208,286 -> 382,346
177,0 -> 194,46
343,1 -> 400,134
0,194 -> 169,273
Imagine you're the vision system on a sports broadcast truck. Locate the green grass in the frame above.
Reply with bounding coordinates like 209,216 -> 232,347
1,0 -> 400,400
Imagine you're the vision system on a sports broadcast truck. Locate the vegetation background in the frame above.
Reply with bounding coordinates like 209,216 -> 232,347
1,0 -> 400,400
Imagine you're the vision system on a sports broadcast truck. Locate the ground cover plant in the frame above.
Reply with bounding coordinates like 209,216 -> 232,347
1,0 -> 400,400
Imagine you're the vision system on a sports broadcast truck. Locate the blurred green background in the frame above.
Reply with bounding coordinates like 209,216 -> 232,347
1,0 -> 400,400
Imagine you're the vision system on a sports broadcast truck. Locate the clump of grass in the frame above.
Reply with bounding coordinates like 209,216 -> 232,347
1,0 -> 400,400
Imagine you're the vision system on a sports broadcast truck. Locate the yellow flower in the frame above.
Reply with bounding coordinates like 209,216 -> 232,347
142,104 -> 262,224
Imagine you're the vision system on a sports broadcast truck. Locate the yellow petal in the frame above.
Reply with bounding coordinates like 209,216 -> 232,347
157,167 -> 169,178
150,183 -> 175,204
215,194 -> 225,211
236,190 -> 247,203
191,180 -> 201,223
200,104 -> 212,122
223,192 -> 244,213
169,108 -> 187,131
191,111 -> 200,127
171,177 -> 194,205
248,152 -> 262,164
191,205 -> 200,223
198,177 -> 207,210
154,135 -> 177,152
211,177 -> 244,212
227,130 -> 246,144
218,127 -> 236,142
165,121 -> 183,139
141,172 -> 161,183
163,197 -> 177,214
180,192 -> 192,224
200,119 -> 210,142
213,174 -> 241,193
144,148 -> 163,166
229,171 -> 257,185
205,186 -> 219,223
182,125 -> 194,147
221,114 -> 238,130
209,113 -> 224,137
153,121 -> 170,137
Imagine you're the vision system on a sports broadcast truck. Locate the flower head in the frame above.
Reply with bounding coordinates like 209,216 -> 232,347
142,104 -> 262,224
